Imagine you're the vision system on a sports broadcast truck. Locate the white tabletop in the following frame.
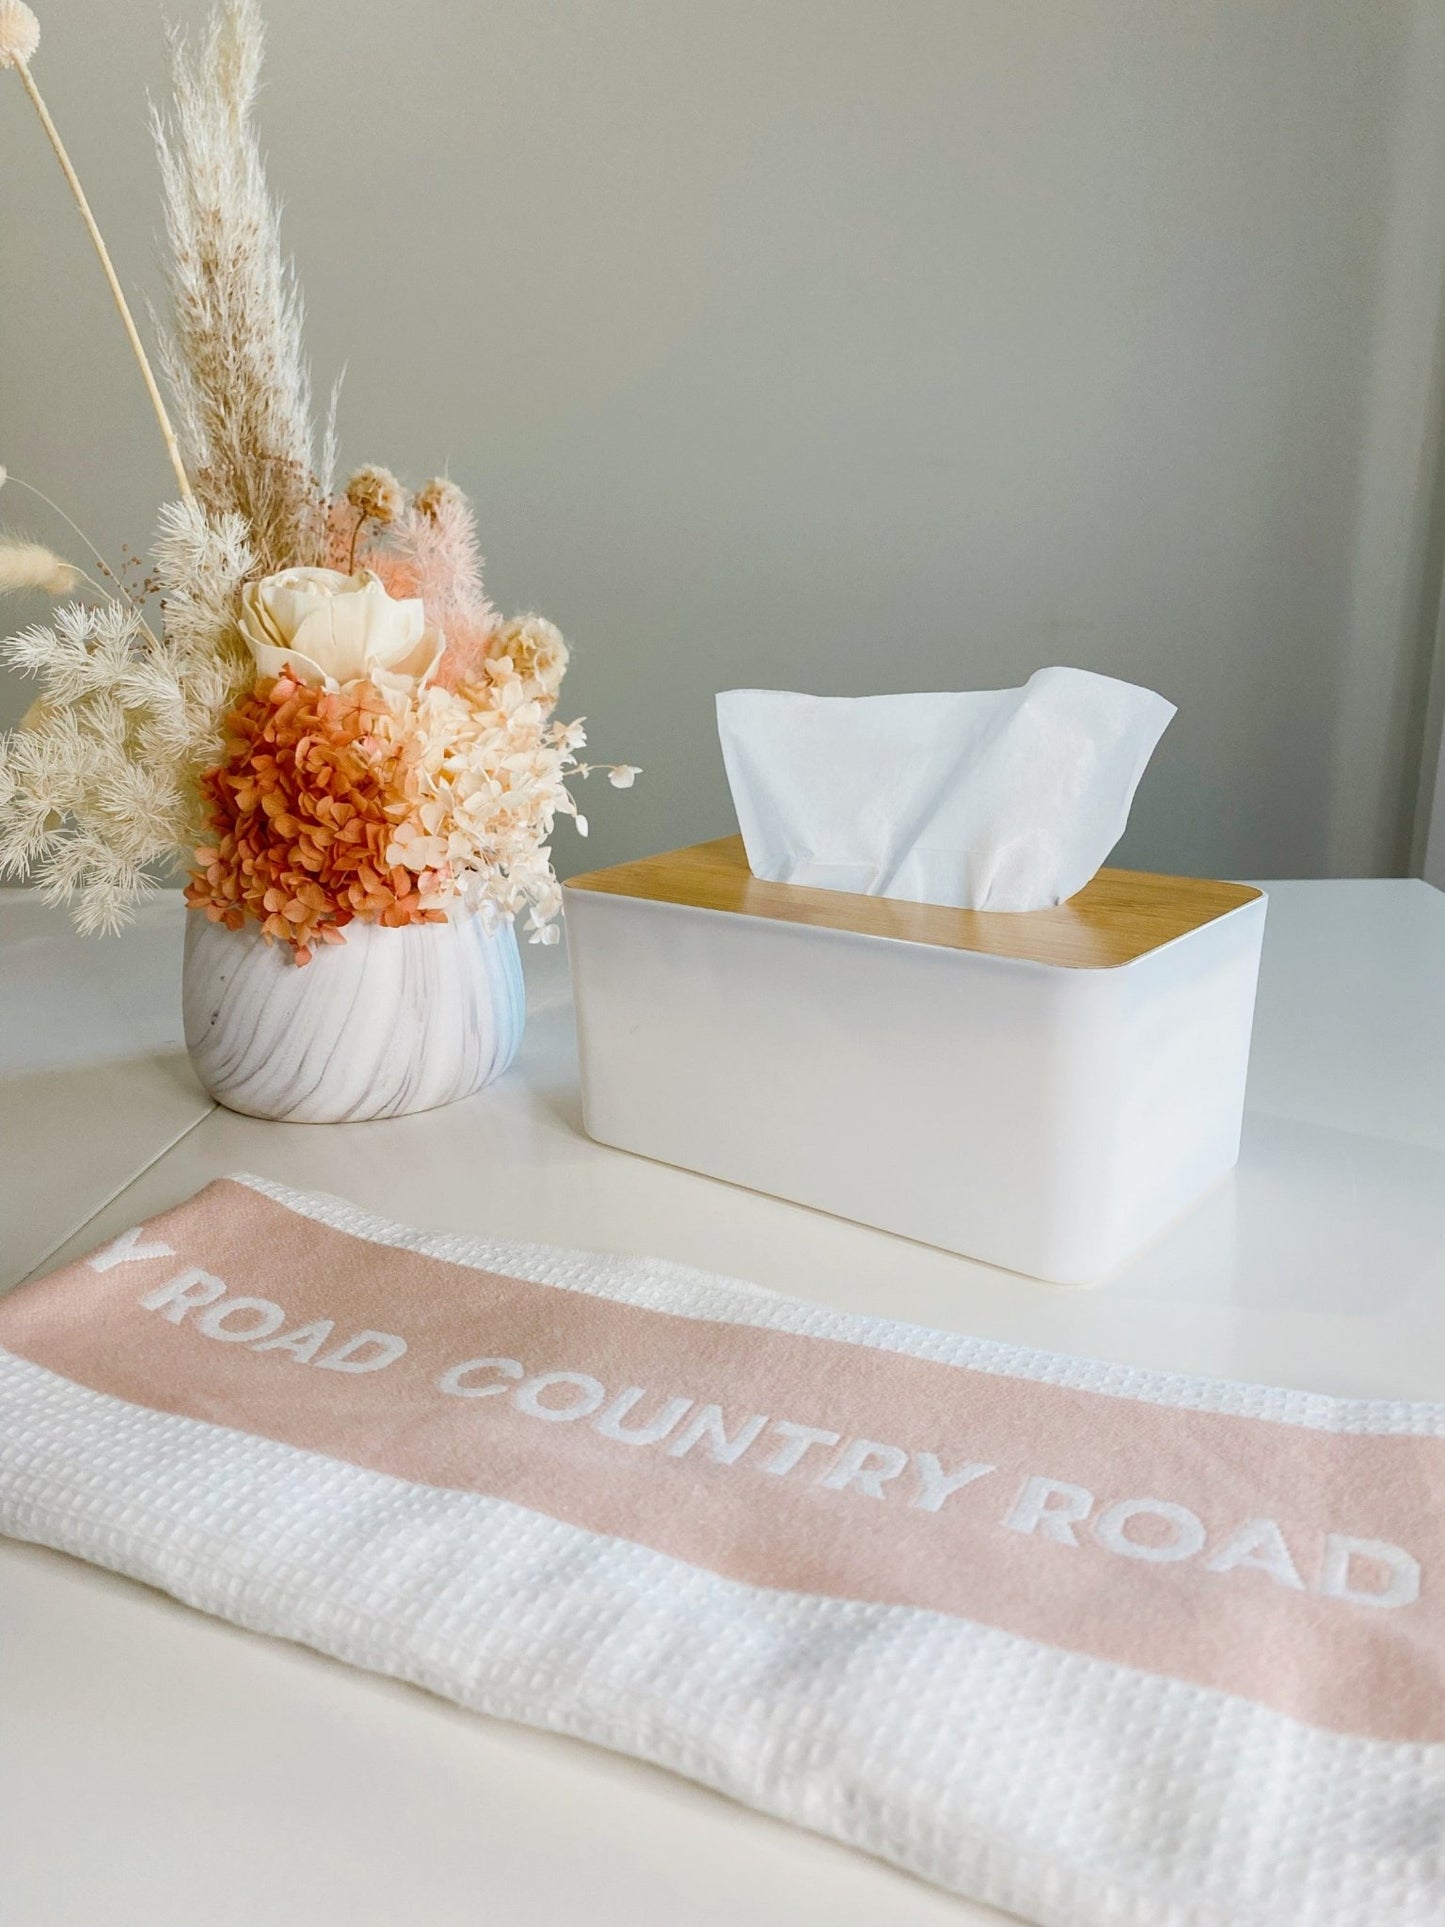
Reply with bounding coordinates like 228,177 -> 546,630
2,880 -> 1444,1926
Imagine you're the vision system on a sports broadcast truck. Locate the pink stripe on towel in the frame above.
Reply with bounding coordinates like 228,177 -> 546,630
1,1175 -> 1440,1745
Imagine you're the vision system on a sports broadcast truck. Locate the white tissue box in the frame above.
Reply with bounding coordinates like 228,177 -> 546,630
564,837 -> 1266,1284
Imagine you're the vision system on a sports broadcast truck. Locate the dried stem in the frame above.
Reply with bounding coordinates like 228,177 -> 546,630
2,471 -> 157,638
3,472 -> 123,587
12,58 -> 195,506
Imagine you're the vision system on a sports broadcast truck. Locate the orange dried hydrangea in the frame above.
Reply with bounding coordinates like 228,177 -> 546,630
185,674 -> 448,964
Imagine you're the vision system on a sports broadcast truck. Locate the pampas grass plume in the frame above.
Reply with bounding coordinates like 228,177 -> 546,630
152,0 -> 317,563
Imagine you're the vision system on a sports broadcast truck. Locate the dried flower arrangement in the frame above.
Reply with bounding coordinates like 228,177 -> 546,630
0,0 -> 635,960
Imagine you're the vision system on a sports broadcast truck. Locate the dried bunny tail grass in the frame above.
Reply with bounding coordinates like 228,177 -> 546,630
151,0 -> 321,570
0,539 -> 81,596
0,3 -> 40,73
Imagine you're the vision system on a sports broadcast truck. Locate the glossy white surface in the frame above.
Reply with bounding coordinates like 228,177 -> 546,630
183,908 -> 525,1121
2,878 -> 1444,1927
0,894 -> 212,1287
567,884 -> 1266,1283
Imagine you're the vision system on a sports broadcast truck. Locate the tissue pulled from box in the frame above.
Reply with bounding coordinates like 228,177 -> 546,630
716,666 -> 1175,912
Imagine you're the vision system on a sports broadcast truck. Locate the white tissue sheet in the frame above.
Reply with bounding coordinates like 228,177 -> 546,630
716,666 -> 1176,913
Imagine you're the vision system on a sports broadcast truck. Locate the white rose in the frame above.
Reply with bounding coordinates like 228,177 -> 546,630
238,567 -> 444,693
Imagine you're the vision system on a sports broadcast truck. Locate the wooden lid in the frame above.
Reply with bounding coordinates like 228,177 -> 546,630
565,835 -> 1262,970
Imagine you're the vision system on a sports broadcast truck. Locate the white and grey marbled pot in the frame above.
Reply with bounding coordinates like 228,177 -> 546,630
182,909 -> 525,1123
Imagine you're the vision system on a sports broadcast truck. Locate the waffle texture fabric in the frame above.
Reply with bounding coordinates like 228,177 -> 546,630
1,1174 -> 1442,1927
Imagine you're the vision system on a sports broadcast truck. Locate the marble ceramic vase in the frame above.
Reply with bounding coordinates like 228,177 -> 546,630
182,909 -> 525,1122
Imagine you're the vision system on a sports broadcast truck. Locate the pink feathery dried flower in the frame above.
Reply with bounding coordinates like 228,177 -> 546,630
381,478 -> 497,686
407,484 -> 490,622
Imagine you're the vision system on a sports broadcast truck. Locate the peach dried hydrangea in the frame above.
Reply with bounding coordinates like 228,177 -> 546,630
185,673 -> 448,963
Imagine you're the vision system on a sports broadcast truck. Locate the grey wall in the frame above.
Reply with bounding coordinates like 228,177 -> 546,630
4,0 -> 1445,883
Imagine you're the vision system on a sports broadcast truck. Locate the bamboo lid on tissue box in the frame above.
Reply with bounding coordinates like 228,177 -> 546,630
568,835 -> 1261,970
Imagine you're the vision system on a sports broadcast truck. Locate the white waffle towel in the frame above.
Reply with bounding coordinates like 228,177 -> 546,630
2,1174 -> 1442,1927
